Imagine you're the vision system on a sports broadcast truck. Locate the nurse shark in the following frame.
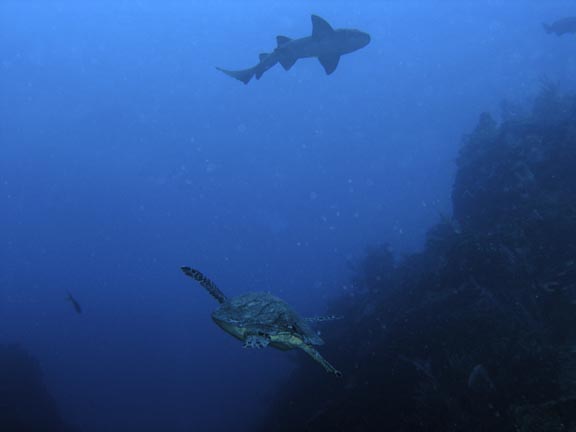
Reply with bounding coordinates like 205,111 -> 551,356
217,15 -> 371,84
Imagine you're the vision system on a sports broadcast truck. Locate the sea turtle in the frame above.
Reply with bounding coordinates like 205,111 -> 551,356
181,266 -> 342,376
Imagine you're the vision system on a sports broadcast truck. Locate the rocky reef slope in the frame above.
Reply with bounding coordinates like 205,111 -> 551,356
258,89 -> 576,432
0,344 -> 78,432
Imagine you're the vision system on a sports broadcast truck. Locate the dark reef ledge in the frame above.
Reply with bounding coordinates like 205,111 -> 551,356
0,344 -> 78,432
258,89 -> 576,432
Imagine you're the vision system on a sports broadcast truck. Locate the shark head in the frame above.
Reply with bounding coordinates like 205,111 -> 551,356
336,28 -> 371,54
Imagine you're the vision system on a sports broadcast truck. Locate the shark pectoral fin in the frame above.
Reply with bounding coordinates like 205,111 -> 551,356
216,67 -> 254,85
276,35 -> 292,47
311,15 -> 334,39
318,54 -> 340,75
279,55 -> 297,71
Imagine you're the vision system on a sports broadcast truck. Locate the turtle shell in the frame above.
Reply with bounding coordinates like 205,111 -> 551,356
211,292 -> 323,346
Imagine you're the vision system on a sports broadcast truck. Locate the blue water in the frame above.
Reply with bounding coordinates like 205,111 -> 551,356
1,1 -> 575,431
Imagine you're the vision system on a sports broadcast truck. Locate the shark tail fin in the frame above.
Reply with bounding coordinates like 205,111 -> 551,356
542,22 -> 552,34
216,66 -> 254,84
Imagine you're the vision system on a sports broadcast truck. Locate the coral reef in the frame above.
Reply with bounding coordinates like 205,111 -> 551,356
257,90 -> 576,431
0,344 -> 78,432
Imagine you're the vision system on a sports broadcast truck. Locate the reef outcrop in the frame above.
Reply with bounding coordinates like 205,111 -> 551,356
0,344 -> 78,432
258,89 -> 576,431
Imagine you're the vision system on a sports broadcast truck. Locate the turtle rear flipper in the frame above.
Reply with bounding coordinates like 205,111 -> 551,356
181,267 -> 228,304
299,344 -> 342,377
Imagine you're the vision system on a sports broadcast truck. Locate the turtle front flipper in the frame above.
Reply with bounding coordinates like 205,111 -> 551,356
243,334 -> 270,349
299,344 -> 342,377
181,267 -> 228,304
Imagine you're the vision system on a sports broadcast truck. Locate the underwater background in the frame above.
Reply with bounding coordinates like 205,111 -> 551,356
1,1 -> 576,431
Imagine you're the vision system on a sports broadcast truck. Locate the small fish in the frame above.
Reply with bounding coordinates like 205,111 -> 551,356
543,17 -> 576,36
66,291 -> 82,314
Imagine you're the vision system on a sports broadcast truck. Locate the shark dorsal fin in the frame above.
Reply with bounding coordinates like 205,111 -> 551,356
318,54 -> 340,75
311,15 -> 334,39
259,52 -> 269,62
276,35 -> 292,47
